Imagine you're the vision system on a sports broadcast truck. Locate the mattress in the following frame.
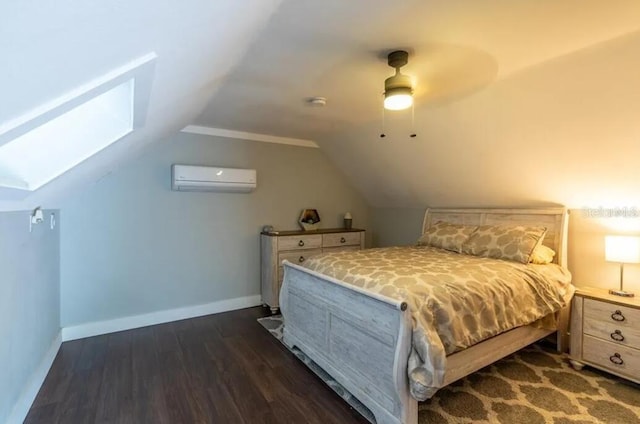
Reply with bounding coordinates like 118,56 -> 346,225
302,245 -> 573,400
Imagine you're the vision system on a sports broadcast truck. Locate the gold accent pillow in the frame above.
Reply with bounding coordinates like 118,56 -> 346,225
461,225 -> 547,264
417,221 -> 478,253
530,244 -> 556,264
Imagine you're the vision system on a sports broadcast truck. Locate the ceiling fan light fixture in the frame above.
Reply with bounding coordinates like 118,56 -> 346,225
384,86 -> 413,110
383,50 -> 413,111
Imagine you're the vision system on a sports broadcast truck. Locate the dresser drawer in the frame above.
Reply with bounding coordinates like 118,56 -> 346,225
584,298 -> 640,329
278,234 -> 322,251
323,245 -> 361,254
278,249 -> 323,281
261,228 -> 365,314
323,232 -> 361,248
583,335 -> 640,378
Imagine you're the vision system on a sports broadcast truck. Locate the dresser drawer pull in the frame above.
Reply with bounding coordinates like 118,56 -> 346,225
611,310 -> 625,322
340,237 -> 346,243
298,256 -> 305,263
609,353 -> 624,366
610,330 -> 625,342
298,240 -> 305,247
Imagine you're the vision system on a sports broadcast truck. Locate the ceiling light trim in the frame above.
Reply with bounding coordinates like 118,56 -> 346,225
181,125 -> 319,148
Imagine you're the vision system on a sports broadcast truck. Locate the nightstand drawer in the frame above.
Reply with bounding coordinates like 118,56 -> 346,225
583,335 -> 640,378
323,232 -> 361,247
583,318 -> 640,349
584,298 -> 640,329
278,234 -> 322,250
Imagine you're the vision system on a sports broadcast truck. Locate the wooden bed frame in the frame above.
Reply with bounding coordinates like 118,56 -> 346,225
280,208 -> 570,424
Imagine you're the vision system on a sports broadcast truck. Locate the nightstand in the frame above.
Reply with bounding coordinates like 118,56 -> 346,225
569,287 -> 640,383
260,228 -> 365,314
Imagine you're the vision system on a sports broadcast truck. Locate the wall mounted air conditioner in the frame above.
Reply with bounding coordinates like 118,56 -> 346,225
171,165 -> 257,193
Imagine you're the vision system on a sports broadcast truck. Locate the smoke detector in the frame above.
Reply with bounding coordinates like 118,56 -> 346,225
306,96 -> 327,107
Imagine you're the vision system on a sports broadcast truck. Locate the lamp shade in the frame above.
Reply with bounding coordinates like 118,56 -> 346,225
605,235 -> 640,264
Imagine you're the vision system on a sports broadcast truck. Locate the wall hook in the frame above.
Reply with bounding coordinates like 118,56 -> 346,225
29,207 -> 44,233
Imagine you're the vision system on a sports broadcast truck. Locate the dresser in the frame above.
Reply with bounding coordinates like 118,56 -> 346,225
260,228 -> 365,313
569,287 -> 640,383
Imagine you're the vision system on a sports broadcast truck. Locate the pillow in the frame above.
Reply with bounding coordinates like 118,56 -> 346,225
529,244 -> 556,264
417,221 -> 478,253
461,224 -> 547,264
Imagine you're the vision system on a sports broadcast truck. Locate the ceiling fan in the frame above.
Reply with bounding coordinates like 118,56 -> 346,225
383,50 -> 413,111
380,50 -> 416,138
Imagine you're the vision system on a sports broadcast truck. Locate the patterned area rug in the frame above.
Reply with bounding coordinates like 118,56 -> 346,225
258,315 -> 640,424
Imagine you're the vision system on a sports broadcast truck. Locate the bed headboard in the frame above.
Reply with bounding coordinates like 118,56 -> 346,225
422,208 -> 569,268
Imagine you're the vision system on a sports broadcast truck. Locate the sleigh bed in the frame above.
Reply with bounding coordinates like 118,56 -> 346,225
279,208 -> 572,424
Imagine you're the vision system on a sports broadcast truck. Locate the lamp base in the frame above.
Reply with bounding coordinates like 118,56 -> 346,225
609,289 -> 635,297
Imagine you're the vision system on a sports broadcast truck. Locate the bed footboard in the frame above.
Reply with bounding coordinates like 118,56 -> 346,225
280,262 -> 417,424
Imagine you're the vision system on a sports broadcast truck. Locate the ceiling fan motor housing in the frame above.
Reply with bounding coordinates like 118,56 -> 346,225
384,73 -> 412,95
384,50 -> 412,96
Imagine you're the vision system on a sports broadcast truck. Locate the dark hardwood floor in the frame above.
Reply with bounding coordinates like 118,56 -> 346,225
26,307 -> 369,424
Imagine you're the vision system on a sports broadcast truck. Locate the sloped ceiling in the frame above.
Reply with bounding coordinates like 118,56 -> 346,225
3,0 -> 640,210
321,28 -> 640,208
196,0 -> 640,208
0,0 -> 283,210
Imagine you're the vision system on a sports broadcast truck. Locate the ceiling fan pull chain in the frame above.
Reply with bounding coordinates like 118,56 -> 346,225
380,98 -> 386,138
410,102 -> 417,138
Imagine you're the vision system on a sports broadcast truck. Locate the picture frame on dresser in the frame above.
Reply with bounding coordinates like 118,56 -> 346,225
570,287 -> 640,384
298,209 -> 321,231
260,227 -> 365,314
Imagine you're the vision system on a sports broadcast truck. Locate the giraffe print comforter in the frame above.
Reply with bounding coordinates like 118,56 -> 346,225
302,245 -> 573,400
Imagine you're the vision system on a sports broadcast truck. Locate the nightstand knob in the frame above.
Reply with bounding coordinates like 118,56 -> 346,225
611,310 -> 626,322
340,237 -> 346,243
298,240 -> 305,247
609,353 -> 624,366
610,330 -> 625,342
298,256 -> 305,263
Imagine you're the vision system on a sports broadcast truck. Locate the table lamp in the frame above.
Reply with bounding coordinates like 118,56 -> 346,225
605,235 -> 640,297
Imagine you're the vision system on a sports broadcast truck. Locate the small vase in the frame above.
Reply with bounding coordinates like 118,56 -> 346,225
344,212 -> 353,229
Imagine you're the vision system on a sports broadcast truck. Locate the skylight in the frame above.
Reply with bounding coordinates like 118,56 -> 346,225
0,53 -> 156,191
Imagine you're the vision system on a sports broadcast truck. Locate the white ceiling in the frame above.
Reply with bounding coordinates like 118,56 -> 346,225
2,0 -> 640,210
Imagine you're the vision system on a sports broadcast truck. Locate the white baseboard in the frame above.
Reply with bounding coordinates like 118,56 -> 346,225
61,294 -> 262,341
7,331 -> 62,424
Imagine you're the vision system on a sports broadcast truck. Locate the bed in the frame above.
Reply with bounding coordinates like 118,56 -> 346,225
279,208 -> 573,424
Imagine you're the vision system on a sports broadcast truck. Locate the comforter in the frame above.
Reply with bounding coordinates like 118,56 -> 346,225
302,246 -> 573,400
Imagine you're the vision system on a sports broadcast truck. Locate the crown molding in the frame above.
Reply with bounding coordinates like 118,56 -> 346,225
181,125 -> 319,148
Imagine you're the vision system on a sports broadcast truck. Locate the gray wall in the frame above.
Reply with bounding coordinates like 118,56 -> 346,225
370,208 -> 425,247
60,133 -> 370,327
0,210 -> 60,423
